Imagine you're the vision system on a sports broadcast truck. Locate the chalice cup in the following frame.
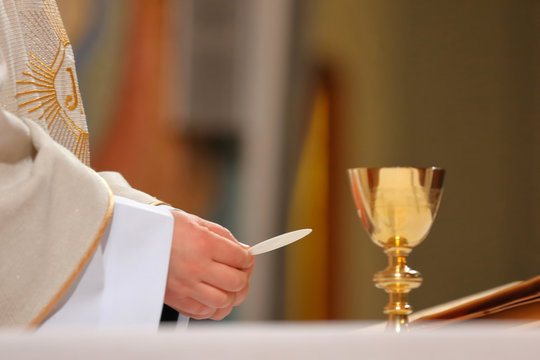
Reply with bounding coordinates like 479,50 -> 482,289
348,167 -> 445,332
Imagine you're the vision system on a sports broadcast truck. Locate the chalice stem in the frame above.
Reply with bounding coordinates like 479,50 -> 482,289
374,246 -> 422,332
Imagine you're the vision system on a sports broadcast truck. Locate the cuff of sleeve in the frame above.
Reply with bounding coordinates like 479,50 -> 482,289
99,196 -> 174,329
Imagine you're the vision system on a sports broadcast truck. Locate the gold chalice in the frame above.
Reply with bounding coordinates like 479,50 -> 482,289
348,167 -> 445,332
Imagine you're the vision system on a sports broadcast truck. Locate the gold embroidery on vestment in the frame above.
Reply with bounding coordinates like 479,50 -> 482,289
15,0 -> 89,165
65,67 -> 78,111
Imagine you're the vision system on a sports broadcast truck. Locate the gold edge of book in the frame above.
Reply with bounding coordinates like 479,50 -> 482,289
411,275 -> 540,326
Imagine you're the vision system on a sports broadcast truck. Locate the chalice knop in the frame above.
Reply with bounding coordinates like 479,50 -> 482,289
348,167 -> 445,332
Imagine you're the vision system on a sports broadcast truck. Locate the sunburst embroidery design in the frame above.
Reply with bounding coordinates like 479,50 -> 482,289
15,0 -> 90,165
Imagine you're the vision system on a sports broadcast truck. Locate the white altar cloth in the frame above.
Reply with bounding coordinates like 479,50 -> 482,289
1,322 -> 538,360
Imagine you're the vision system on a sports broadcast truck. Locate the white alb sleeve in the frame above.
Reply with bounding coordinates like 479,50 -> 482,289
40,196 -> 182,330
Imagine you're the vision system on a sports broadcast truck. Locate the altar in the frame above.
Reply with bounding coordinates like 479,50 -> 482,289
1,322 -> 538,360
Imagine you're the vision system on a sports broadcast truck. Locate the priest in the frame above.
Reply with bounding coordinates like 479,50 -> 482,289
0,0 -> 254,328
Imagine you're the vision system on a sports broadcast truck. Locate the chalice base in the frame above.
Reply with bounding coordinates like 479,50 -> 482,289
387,314 -> 409,333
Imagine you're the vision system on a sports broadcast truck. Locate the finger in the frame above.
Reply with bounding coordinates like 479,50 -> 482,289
246,262 -> 254,276
231,266 -> 252,306
210,236 -> 254,269
195,217 -> 252,251
179,308 -> 216,320
169,297 -> 214,318
233,286 -> 249,307
202,262 -> 248,292
209,306 -> 233,321
195,217 -> 236,243
172,211 -> 252,268
190,282 -> 235,309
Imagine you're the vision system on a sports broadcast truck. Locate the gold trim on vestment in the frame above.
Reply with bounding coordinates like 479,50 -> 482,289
150,200 -> 171,207
27,178 -> 115,328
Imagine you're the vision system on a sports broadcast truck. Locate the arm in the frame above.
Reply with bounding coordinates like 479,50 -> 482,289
99,171 -> 255,321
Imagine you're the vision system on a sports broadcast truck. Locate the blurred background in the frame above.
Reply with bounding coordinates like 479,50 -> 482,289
57,0 -> 539,322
